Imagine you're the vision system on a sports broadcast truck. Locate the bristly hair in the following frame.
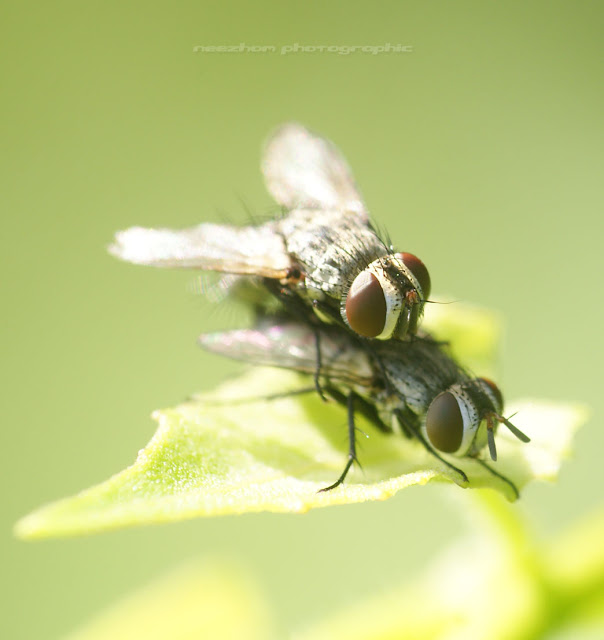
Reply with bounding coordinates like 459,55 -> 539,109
232,191 -> 284,226
367,218 -> 395,255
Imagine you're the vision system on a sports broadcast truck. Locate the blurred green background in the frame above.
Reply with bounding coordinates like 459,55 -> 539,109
2,1 -> 602,637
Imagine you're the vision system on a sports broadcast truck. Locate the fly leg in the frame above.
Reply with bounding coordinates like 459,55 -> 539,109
391,405 -> 418,440
311,326 -> 328,402
316,388 -> 393,493
318,390 -> 359,492
473,458 -> 520,499
394,409 -> 469,484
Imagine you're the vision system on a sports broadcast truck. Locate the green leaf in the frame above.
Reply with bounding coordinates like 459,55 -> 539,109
15,305 -> 586,539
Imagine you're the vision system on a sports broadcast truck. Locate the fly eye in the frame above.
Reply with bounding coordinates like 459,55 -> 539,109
478,377 -> 504,411
425,392 -> 464,453
345,271 -> 387,338
398,252 -> 431,299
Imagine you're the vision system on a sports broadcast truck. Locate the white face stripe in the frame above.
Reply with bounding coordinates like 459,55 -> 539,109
340,254 -> 422,340
366,259 -> 403,339
448,385 -> 481,456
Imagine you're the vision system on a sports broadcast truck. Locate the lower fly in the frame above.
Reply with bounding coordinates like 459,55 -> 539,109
199,317 -> 530,496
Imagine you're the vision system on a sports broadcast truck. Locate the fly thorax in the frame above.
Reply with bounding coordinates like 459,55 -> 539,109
387,373 -> 429,415
379,390 -> 402,413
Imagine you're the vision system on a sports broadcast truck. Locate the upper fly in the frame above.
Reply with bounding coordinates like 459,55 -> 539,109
109,123 -> 431,341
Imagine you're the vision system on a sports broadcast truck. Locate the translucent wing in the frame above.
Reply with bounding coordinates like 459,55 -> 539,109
109,222 -> 291,278
199,320 -> 374,387
262,123 -> 368,219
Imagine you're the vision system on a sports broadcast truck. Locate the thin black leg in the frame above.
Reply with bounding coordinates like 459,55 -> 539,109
312,326 -> 327,402
390,406 -> 416,439
395,409 -> 468,483
473,458 -> 520,500
318,391 -> 359,492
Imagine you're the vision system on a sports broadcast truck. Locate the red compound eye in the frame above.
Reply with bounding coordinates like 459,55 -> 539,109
478,377 -> 504,411
425,392 -> 464,453
398,252 -> 431,299
345,271 -> 387,338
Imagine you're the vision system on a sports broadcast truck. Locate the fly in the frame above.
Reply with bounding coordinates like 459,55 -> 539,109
199,317 -> 530,496
109,123 -> 431,341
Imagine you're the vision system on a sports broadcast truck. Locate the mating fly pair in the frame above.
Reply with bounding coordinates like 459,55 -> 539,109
110,123 -> 529,494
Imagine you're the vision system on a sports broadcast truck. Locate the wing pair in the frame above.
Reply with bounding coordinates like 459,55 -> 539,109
109,123 -> 366,278
110,124 -> 430,342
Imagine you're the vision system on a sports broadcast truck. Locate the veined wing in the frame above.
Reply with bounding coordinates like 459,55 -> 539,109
262,123 -> 368,219
199,320 -> 374,387
109,222 -> 291,278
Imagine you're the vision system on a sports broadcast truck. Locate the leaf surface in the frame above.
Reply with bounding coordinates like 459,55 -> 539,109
15,305 -> 586,539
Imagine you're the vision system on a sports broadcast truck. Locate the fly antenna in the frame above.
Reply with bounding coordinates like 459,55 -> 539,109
486,414 -> 497,461
497,414 -> 531,443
